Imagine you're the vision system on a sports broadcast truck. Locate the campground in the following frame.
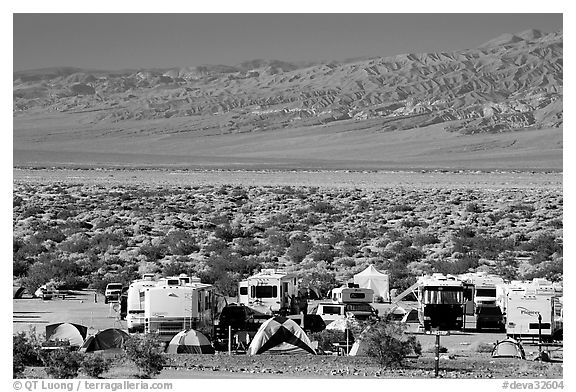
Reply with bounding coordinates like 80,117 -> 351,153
13,293 -> 563,379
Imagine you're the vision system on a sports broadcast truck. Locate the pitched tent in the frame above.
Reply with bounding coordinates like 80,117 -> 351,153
492,338 -> 525,359
80,328 -> 129,352
13,286 -> 26,299
248,316 -> 316,355
45,323 -> 88,347
166,329 -> 215,354
353,265 -> 390,302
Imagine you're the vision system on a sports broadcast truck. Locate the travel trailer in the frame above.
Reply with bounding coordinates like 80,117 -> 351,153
499,279 -> 562,341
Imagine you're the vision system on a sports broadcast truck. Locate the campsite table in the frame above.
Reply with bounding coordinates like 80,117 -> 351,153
332,342 -> 353,356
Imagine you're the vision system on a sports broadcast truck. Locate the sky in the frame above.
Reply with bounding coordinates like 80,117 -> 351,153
13,13 -> 563,72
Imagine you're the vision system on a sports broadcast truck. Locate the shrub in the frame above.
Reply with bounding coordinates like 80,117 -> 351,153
124,334 -> 166,378
41,349 -> 83,379
80,354 -> 111,378
360,319 -> 422,369
13,330 -> 43,377
470,341 -> 494,353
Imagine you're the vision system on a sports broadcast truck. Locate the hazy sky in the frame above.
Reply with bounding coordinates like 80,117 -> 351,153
13,13 -> 563,71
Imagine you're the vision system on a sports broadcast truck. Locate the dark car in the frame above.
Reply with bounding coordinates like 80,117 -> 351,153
476,305 -> 504,331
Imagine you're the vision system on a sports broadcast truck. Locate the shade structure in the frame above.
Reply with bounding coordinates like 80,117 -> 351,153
166,329 -> 215,354
248,316 -> 316,355
80,328 -> 129,352
353,264 -> 390,302
492,338 -> 525,359
45,323 -> 88,347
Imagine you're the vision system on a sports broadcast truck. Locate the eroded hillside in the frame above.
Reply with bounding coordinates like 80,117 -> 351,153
14,29 -> 562,137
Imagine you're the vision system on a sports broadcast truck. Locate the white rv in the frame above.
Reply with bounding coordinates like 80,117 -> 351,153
144,281 -> 215,341
330,286 -> 374,303
126,274 -> 157,333
238,269 -> 299,315
499,279 -> 562,341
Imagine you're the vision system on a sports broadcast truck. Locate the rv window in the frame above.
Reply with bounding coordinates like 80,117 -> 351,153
422,288 -> 463,304
350,293 -> 366,299
476,288 -> 496,297
239,287 -> 248,296
254,285 -> 277,298
321,306 -> 343,315
167,279 -> 179,285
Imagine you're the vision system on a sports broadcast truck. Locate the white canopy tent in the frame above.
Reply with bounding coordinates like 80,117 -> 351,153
353,264 -> 390,302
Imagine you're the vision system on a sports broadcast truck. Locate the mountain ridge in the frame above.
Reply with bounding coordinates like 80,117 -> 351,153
13,29 -> 563,170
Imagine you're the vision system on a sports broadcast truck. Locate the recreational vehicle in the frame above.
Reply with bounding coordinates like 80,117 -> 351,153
144,281 -> 215,341
417,274 -> 465,331
460,273 -> 505,331
499,279 -> 562,341
314,284 -> 378,324
238,269 -> 300,315
126,274 -> 157,333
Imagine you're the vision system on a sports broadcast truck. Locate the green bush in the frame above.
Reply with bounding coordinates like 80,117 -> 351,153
13,330 -> 43,377
80,354 -> 111,378
124,334 -> 166,378
41,349 -> 83,379
360,319 -> 422,369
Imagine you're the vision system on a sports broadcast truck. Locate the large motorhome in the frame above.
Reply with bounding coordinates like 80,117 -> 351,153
417,274 -> 465,331
237,269 -> 300,315
144,279 -> 215,341
126,273 -> 157,333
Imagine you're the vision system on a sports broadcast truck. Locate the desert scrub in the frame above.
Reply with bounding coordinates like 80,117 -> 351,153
13,330 -> 43,378
80,353 -> 112,378
470,341 -> 494,353
41,348 -> 83,379
360,320 -> 422,369
124,334 -> 166,378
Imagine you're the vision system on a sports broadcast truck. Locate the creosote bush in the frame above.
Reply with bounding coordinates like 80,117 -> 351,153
80,354 -> 112,378
124,334 -> 166,378
41,348 -> 83,379
360,319 -> 422,369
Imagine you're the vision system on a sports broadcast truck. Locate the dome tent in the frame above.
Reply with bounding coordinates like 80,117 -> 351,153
492,338 -> 525,359
353,265 -> 390,302
248,316 -> 316,355
45,323 -> 88,347
80,328 -> 129,352
166,329 -> 215,354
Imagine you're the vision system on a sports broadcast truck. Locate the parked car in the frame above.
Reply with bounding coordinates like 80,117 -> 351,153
104,283 -> 123,304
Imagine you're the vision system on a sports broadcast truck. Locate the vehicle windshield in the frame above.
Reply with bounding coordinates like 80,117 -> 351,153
422,287 -> 463,304
107,284 -> 122,290
345,303 -> 374,312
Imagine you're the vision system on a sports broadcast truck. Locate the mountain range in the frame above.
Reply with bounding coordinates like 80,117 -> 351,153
13,29 -> 563,170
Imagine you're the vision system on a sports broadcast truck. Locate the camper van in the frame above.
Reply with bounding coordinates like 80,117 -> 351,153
238,269 -> 300,315
144,281 -> 215,341
314,284 -> 378,324
126,274 -> 157,333
330,286 -> 374,303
